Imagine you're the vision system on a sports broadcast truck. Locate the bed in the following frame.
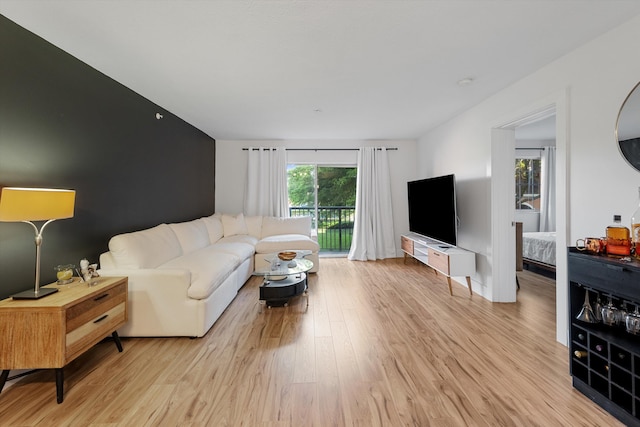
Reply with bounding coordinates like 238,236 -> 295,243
521,231 -> 556,271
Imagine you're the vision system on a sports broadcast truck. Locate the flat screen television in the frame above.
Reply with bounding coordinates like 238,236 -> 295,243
407,174 -> 458,246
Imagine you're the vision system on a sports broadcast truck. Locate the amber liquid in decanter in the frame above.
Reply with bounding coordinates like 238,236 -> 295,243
632,187 -> 640,258
607,215 -> 631,256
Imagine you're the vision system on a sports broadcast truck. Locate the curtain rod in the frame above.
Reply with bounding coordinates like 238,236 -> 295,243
515,147 -> 547,150
242,147 -> 398,151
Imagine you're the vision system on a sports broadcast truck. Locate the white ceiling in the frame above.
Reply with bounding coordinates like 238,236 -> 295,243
2,1 -> 640,141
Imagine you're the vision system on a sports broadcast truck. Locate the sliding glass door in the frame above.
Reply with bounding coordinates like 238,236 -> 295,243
287,164 -> 356,254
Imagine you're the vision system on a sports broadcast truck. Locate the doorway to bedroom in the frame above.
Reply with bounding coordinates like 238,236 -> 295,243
287,164 -> 357,256
515,114 -> 557,280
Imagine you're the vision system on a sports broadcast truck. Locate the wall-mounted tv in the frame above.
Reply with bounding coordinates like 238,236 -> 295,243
407,174 -> 458,246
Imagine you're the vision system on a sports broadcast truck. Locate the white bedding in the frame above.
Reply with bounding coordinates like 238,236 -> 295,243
522,231 -> 556,266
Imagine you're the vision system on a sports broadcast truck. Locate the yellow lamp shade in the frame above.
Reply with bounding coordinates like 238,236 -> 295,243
0,187 -> 75,222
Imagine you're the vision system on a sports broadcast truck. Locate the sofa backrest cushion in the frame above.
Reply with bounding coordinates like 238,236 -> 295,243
244,215 -> 263,238
168,219 -> 210,255
202,215 -> 224,243
261,216 -> 311,238
221,213 -> 248,237
255,234 -> 319,253
108,224 -> 183,269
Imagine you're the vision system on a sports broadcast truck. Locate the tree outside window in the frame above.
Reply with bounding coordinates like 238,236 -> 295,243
287,165 -> 356,252
288,165 -> 356,207
515,158 -> 541,210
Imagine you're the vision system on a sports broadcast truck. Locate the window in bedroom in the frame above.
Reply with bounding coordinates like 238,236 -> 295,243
287,164 -> 356,254
515,156 -> 541,210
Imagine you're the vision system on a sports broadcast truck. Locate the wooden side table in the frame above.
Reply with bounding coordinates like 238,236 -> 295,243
0,276 -> 128,403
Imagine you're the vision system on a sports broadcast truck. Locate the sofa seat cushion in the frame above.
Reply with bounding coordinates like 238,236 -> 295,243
255,234 -> 320,253
159,248 -> 240,300
218,234 -> 259,246
108,223 -> 183,269
210,242 -> 255,262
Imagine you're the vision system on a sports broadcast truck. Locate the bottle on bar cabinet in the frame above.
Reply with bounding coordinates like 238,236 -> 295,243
574,350 -> 588,359
632,187 -> 640,257
607,214 -> 631,256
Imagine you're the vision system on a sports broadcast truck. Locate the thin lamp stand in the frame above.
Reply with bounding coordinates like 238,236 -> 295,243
11,219 -> 59,300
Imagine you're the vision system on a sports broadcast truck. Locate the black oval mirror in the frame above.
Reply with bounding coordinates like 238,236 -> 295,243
617,81 -> 640,172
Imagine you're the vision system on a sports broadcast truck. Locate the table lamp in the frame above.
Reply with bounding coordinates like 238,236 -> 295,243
0,187 -> 76,299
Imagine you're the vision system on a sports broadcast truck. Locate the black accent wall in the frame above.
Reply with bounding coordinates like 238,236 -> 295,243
0,15 -> 215,299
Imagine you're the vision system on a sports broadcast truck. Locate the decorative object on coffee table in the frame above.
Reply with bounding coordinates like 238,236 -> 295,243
278,251 -> 297,261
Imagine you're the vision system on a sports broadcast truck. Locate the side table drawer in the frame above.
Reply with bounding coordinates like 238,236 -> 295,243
428,248 -> 450,274
65,281 -> 127,361
66,282 -> 127,331
66,302 -> 126,361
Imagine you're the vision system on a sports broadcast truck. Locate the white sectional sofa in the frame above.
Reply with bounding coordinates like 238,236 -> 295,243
99,213 -> 319,338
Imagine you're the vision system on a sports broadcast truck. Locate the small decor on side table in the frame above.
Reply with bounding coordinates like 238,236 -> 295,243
54,264 -> 75,285
80,258 -> 100,285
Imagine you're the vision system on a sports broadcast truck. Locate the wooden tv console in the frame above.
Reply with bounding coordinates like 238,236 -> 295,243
401,233 -> 475,296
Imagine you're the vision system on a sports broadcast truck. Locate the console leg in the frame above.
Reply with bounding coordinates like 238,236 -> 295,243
447,277 -> 453,296
55,368 -> 64,404
0,370 -> 9,393
112,331 -> 123,352
466,276 -> 473,297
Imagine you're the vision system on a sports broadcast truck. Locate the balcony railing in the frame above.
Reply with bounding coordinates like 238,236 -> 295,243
290,206 -> 355,253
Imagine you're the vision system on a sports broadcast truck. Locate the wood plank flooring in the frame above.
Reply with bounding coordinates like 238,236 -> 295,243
0,258 -> 622,426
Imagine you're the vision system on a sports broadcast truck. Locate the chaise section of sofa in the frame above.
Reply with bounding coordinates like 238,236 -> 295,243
99,213 -> 319,338
253,216 -> 319,272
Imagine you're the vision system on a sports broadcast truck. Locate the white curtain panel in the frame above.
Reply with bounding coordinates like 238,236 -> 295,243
348,147 -> 397,261
539,146 -> 556,232
244,147 -> 288,217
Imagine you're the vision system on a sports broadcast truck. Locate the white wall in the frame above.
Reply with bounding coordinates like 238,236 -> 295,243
215,139 -> 417,256
416,14 -> 640,344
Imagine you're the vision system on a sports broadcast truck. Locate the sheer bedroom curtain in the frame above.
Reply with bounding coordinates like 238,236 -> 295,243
348,147 -> 397,261
244,147 -> 288,217
539,146 -> 556,232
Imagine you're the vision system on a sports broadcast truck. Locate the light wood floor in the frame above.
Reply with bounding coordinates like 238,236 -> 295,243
0,258 -> 622,426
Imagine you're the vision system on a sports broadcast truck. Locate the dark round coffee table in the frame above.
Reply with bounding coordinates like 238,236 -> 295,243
259,273 -> 307,308
253,255 -> 314,310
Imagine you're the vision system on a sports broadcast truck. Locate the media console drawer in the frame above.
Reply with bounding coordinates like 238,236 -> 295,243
427,248 -> 450,274
401,235 -> 414,255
